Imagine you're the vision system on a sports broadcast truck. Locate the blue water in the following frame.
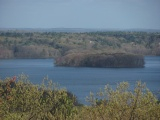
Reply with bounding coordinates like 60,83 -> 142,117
0,56 -> 160,104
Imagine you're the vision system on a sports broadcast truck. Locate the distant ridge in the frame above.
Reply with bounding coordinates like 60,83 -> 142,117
0,28 -> 160,33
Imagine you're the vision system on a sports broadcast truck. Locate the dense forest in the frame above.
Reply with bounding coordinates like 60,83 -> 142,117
55,53 -> 144,67
0,31 -> 160,59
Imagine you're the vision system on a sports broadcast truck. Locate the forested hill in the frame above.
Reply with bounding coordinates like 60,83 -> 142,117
0,30 -> 160,59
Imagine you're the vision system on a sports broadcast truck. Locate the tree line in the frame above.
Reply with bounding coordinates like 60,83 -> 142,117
0,31 -> 160,59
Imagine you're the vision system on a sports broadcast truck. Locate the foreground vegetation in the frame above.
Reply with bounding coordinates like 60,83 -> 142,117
0,75 -> 78,120
0,74 -> 160,120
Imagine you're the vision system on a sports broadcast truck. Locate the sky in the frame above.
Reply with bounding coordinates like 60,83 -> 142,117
0,0 -> 160,29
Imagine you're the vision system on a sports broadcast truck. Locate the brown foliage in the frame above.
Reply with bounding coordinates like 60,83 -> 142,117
55,53 -> 144,68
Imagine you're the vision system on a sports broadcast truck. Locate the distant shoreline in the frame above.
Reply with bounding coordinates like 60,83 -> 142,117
0,30 -> 159,59
1,28 -> 160,33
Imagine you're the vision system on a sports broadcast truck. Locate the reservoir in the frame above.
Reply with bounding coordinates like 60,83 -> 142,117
0,56 -> 160,104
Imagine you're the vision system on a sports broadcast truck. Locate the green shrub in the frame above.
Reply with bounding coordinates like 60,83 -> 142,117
1,75 -> 160,120
0,74 -> 77,120
82,81 -> 160,120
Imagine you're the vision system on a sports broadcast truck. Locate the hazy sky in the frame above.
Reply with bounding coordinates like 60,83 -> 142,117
0,0 -> 160,29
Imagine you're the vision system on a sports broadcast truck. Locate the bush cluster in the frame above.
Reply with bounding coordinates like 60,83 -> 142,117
80,82 -> 160,120
0,74 -> 160,120
0,74 -> 78,120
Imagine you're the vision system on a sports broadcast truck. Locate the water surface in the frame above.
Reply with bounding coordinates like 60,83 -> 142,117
0,56 -> 160,104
